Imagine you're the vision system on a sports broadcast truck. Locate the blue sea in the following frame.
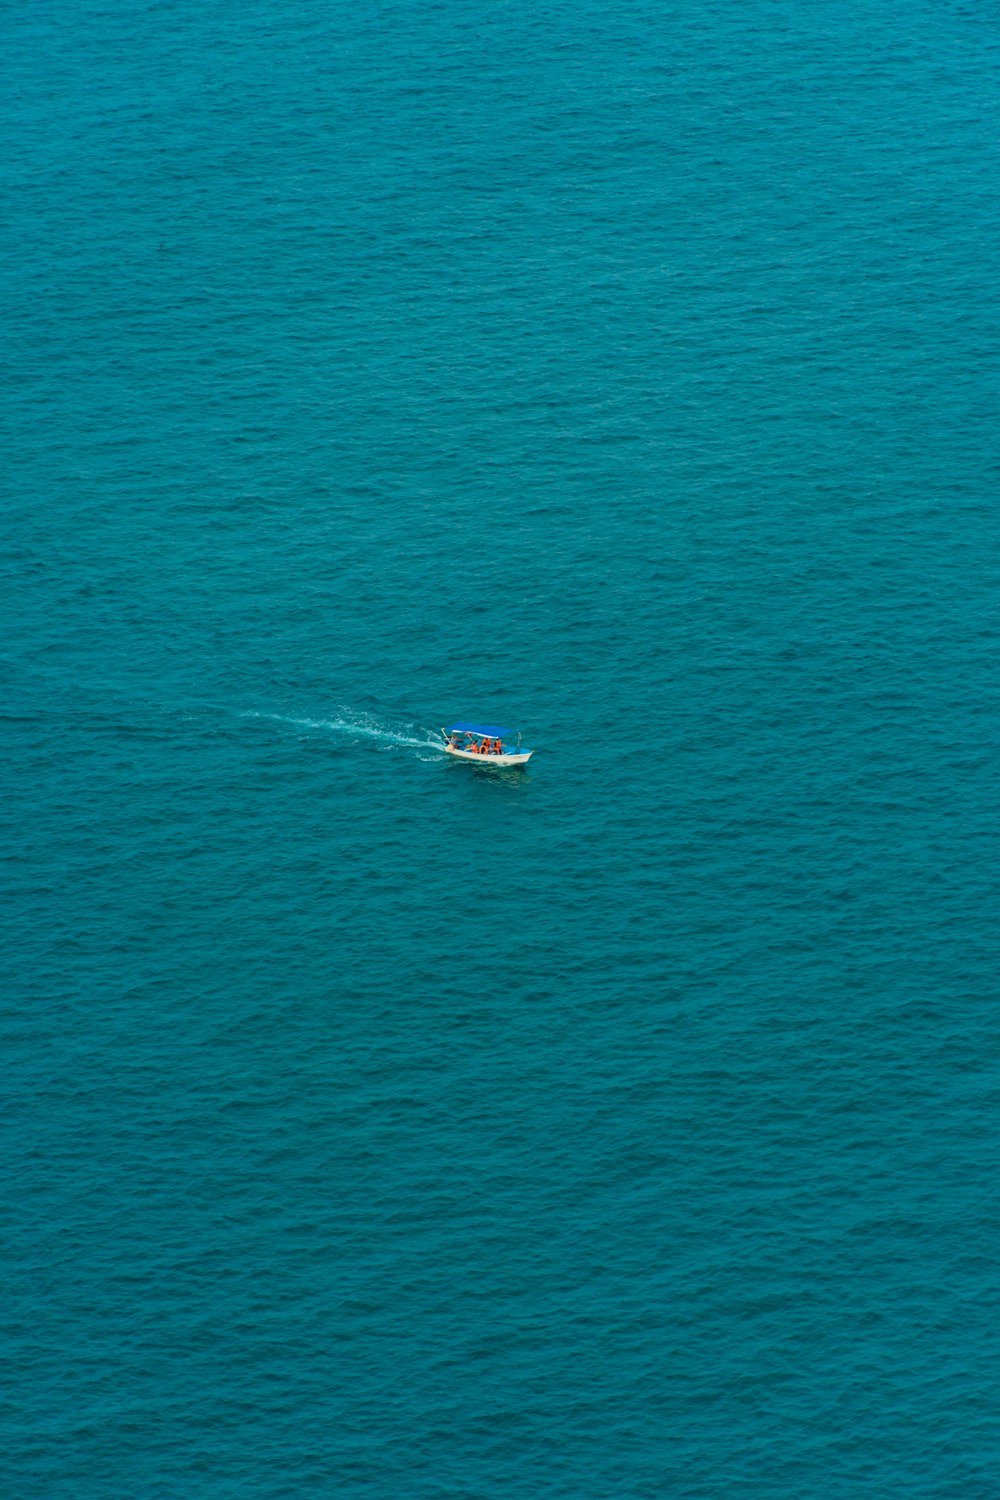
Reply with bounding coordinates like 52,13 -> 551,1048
4,1 -> 1000,1494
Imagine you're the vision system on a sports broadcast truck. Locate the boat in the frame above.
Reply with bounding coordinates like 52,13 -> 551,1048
440,722 -> 533,767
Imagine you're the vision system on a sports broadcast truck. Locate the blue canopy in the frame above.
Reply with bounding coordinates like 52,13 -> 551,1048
448,722 -> 512,738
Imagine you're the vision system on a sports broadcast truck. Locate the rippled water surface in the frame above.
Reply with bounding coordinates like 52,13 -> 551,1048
4,1 -> 1000,1495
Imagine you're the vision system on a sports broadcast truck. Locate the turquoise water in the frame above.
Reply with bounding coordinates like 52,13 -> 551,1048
4,0 -> 1000,1493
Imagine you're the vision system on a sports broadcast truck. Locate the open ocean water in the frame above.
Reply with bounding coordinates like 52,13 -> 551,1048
4,0 -> 1000,1495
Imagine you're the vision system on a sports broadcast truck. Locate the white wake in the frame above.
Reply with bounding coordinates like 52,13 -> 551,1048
243,711 -> 442,753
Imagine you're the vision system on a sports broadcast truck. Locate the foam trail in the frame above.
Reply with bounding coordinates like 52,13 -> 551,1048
243,711 -> 441,752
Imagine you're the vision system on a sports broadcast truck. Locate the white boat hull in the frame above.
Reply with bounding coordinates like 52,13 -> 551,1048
444,744 -> 532,767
